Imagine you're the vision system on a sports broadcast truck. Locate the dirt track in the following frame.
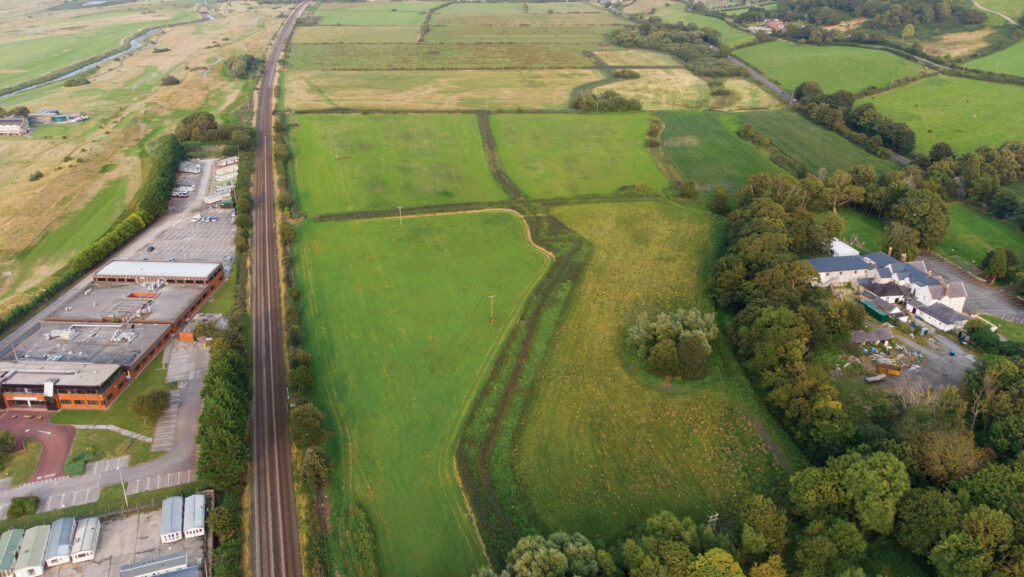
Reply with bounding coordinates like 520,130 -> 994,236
0,411 -> 75,482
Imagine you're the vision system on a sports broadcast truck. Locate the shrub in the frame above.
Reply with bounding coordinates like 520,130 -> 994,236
160,75 -> 180,86
64,75 -> 90,87
132,390 -> 171,424
7,496 -> 39,519
28,170 -> 43,181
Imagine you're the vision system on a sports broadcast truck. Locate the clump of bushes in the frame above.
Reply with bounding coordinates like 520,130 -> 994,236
627,308 -> 719,379
160,75 -> 180,86
570,89 -> 641,113
7,496 -> 39,519
613,69 -> 640,79
175,111 -> 253,150
28,170 -> 43,181
64,75 -> 90,87
225,53 -> 257,79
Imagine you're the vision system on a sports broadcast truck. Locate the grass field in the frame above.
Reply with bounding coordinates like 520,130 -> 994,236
735,42 -> 928,93
969,40 -> 1024,78
607,68 -> 711,109
288,42 -> 597,70
295,212 -> 551,577
936,203 -> 1024,265
50,352 -> 175,438
982,315 -> 1024,342
651,6 -> 754,47
284,69 -> 601,111
432,3 -> 618,27
292,25 -> 422,43
289,114 -> 507,214
658,111 -> 780,191
514,202 -> 805,543
491,113 -> 670,198
67,429 -> 159,469
427,24 -> 619,43
732,110 -> 898,173
593,49 -> 681,66
835,208 -> 885,253
976,0 -> 1024,19
1,440 -> 41,487
313,1 -> 442,26
859,76 -> 1024,153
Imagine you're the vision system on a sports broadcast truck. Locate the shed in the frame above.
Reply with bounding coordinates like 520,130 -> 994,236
160,497 -> 183,544
12,525 -> 49,577
44,517 -> 76,567
861,299 -> 890,323
183,494 -> 205,538
70,517 -> 100,563
851,327 -> 893,346
0,529 -> 24,577
120,552 -> 187,577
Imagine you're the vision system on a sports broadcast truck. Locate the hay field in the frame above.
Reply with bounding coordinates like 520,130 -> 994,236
491,113 -> 670,198
606,68 -> 711,109
292,25 -> 421,43
313,1 -> 442,26
288,114 -> 507,215
296,212 -> 550,577
920,29 -> 999,59
593,49 -> 681,66
858,76 -> 1024,153
284,69 -> 600,110
736,42 -> 928,93
287,42 -> 597,70
658,111 -> 780,191
651,6 -> 753,47
427,24 -> 619,43
969,40 -> 1024,77
716,78 -> 786,110
514,202 -> 804,543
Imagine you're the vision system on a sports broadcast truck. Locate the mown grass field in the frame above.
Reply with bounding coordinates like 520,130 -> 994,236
860,76 -> 1024,153
283,69 -> 602,111
651,6 -> 754,47
427,24 -> 619,43
295,212 -> 551,577
492,113 -> 669,198
313,1 -> 442,26
607,68 -> 712,109
514,202 -> 805,543
1,440 -> 42,487
735,42 -> 927,93
732,110 -> 898,173
289,114 -> 507,214
287,42 -> 597,70
292,25 -> 421,43
936,203 -> 1024,265
658,111 -> 780,191
835,208 -> 885,253
969,40 -> 1024,78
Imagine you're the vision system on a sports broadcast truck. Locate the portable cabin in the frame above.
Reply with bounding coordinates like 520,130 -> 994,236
160,497 -> 183,544
70,517 -> 100,563
183,494 -> 205,538
12,525 -> 48,577
119,552 -> 187,577
44,517 -> 76,567
0,529 -> 24,577
860,299 -> 890,323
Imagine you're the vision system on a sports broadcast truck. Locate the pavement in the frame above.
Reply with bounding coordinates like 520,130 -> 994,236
919,252 -> 1024,324
0,412 -> 75,482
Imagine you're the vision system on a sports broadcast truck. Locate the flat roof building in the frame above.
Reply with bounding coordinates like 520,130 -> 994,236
70,517 -> 100,563
183,494 -> 205,538
44,517 -> 75,567
120,552 -> 187,577
0,361 -> 123,411
12,525 -> 48,577
160,497 -> 183,544
95,261 -> 222,285
0,529 -> 24,577
0,117 -> 29,137
45,283 -> 206,326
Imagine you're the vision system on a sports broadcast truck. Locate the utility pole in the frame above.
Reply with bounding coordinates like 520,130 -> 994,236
488,294 -> 496,325
118,466 -> 128,507
397,206 -> 403,225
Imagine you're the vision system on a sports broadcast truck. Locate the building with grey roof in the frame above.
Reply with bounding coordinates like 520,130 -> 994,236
120,551 -> 187,577
807,255 -> 876,287
95,261 -> 222,285
70,517 -> 100,563
44,517 -> 76,567
0,528 -> 23,577
12,525 -> 48,577
183,494 -> 205,538
910,300 -> 970,332
161,497 -> 184,544
161,568 -> 200,577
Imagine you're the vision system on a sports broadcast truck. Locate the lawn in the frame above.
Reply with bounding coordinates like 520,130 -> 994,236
733,110 -> 898,173
295,211 -> 551,577
936,203 -> 1024,266
1,441 -> 42,487
969,40 -> 1024,79
313,1 -> 442,26
287,42 -> 597,70
283,69 -> 602,111
514,202 -> 805,543
858,76 -> 1024,153
658,111 -> 780,191
199,267 -> 236,315
288,114 -> 507,215
50,351 -> 175,438
66,429 -> 160,471
491,113 -> 670,198
735,42 -> 927,93
981,315 -> 1024,342
835,208 -> 885,253
652,6 -> 754,47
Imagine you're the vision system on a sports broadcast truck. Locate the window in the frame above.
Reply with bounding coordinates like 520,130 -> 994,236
74,400 -> 85,405
87,400 -> 99,406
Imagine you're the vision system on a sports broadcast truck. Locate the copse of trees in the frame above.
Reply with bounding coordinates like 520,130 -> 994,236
607,21 -> 747,77
794,82 -> 916,155
175,111 -> 254,151
225,53 -> 257,79
570,90 -> 642,113
626,308 -> 719,379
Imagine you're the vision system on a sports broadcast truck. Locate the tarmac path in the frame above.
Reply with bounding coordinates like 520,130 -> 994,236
0,412 -> 75,482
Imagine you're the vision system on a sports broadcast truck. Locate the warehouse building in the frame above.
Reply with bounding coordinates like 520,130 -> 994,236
0,362 -> 124,410
12,525 -> 48,577
160,497 -> 183,544
44,517 -> 75,567
94,261 -> 224,286
0,117 -> 29,137
183,494 -> 205,538
70,517 -> 100,563
120,551 -> 187,577
0,528 -> 23,577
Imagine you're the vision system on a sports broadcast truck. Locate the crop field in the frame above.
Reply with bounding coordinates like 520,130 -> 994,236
969,40 -> 1024,78
287,42 -> 597,70
426,24 -> 619,43
283,69 -> 601,111
607,68 -> 711,109
514,202 -> 805,543
658,111 -> 780,191
593,49 -> 681,66
715,78 -> 786,110
292,25 -> 421,43
735,42 -> 928,93
936,203 -> 1024,266
289,114 -> 507,215
732,110 -> 898,173
651,6 -> 753,47
295,212 -> 551,577
491,113 -> 670,198
432,3 -> 619,27
313,1 -> 442,26
859,76 -> 1024,153
920,29 -> 999,59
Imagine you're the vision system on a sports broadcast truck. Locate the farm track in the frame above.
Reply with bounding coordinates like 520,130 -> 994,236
973,0 -> 1020,25
250,3 -> 308,577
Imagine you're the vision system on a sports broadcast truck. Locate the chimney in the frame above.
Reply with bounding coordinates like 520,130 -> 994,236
888,246 -> 893,256
900,253 -> 907,262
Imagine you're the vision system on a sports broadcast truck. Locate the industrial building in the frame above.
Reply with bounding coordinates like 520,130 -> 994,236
0,529 -> 23,577
161,497 -> 184,544
44,517 -> 76,567
0,117 -> 29,137
12,525 -> 48,577
183,494 -> 205,538
120,551 -> 187,577
0,362 -> 124,410
94,261 -> 223,286
70,517 -> 100,563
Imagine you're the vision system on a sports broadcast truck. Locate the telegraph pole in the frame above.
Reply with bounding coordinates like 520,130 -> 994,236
488,294 -> 496,325
397,206 -> 404,225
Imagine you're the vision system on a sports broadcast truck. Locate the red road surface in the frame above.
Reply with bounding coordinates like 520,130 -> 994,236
0,411 -> 75,482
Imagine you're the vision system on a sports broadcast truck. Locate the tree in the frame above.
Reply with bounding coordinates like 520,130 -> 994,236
279,221 -> 296,244
795,519 -> 867,577
289,403 -> 325,449
901,23 -> 915,42
0,430 -> 15,463
160,75 -> 180,86
710,188 -> 730,215
983,248 -> 1007,283
225,53 -> 256,78
930,142 -> 954,163
825,170 -> 865,213
929,532 -> 992,577
910,428 -> 992,485
288,364 -> 314,395
208,505 -> 240,539
741,495 -> 789,560
749,556 -> 787,577
986,414 -> 1024,459
300,446 -> 329,484
646,338 -> 680,377
176,111 -> 218,141
821,211 -> 844,240
794,81 -> 823,103
883,221 -> 920,261
892,189 -> 949,248
690,549 -> 744,577
677,335 -> 709,379
962,505 -> 1013,556
895,488 -> 963,556
132,390 -> 170,425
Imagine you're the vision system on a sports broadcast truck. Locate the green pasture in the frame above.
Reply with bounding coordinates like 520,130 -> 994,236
982,315 -> 1024,343
514,202 -> 805,543
491,113 -> 669,198
295,212 -> 550,577
292,25 -> 422,43
651,6 -> 753,47
975,0 -> 1024,19
732,110 -> 897,173
835,208 -> 885,253
735,42 -> 927,93
427,24 -> 619,43
936,203 -> 1024,266
288,114 -> 506,214
860,76 -> 1024,153
313,1 -> 442,26
1,441 -> 42,487
287,42 -> 596,70
51,351 -> 175,438
658,111 -> 779,191
970,40 -> 1024,79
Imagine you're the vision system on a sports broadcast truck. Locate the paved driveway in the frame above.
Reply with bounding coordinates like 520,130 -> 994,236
919,253 -> 1024,324
0,411 -> 75,482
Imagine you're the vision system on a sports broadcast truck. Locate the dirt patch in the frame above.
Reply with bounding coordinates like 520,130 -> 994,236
921,28 -> 997,59
824,17 -> 867,32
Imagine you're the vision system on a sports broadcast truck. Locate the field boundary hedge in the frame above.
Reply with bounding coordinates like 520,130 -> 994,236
417,0 -> 454,42
476,112 -> 528,200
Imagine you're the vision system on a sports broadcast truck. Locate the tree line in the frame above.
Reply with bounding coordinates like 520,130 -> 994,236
793,81 -> 917,155
607,21 -> 748,77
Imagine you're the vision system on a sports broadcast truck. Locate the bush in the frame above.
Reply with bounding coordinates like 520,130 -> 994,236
64,75 -> 90,87
225,53 -> 257,79
289,403 -> 325,449
613,69 -> 641,79
28,171 -> 43,181
64,448 -> 104,476
160,75 -> 180,86
132,390 -> 171,424
7,496 -> 39,519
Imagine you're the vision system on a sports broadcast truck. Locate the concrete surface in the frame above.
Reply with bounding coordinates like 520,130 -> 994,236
920,252 -> 1024,324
